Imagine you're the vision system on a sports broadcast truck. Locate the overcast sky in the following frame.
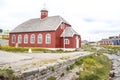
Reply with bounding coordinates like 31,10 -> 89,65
0,0 -> 120,41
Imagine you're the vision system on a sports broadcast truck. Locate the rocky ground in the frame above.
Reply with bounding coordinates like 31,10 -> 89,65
104,52 -> 120,80
59,66 -> 79,80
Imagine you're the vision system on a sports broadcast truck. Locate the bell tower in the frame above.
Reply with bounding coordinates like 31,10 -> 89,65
40,4 -> 48,19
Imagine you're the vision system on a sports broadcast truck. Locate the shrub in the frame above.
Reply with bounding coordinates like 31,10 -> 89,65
75,59 -> 83,65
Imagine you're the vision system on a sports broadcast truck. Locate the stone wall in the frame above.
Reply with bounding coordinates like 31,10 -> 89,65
15,55 -> 86,80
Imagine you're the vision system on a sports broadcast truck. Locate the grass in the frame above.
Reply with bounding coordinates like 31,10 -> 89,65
80,45 -> 113,79
0,46 -> 28,52
0,69 -> 15,79
0,46 -> 76,53
47,76 -> 56,80
76,54 -> 111,80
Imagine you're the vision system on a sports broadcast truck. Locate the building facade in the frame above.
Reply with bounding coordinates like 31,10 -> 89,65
9,9 -> 81,49
99,35 -> 120,45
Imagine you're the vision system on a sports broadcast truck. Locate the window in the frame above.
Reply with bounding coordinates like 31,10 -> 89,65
46,34 -> 51,44
64,39 -> 70,44
30,34 -> 35,44
37,34 -> 42,44
12,35 -> 16,43
24,34 -> 28,44
18,35 -> 22,43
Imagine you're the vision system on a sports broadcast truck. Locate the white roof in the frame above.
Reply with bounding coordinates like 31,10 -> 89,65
60,27 -> 79,37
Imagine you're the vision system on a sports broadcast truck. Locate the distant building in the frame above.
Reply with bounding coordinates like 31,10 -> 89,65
88,41 -> 97,45
81,40 -> 89,45
9,8 -> 81,49
0,29 -> 9,46
0,29 -> 9,40
99,34 -> 120,45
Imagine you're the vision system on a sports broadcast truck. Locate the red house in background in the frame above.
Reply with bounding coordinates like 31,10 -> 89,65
9,8 -> 81,49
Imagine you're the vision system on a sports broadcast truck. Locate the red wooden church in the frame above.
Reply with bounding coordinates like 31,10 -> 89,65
9,8 -> 81,49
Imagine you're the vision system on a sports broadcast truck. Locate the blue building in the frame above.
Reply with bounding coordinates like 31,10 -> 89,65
111,38 -> 120,45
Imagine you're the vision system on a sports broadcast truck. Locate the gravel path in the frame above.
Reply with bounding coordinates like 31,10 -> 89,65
0,50 -> 91,73
0,50 -> 32,64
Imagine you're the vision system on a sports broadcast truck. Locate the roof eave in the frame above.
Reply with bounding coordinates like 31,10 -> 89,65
10,30 -> 55,34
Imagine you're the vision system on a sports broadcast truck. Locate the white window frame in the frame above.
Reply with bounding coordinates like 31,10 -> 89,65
12,35 -> 16,43
64,39 -> 70,44
18,35 -> 22,44
24,34 -> 28,44
30,34 -> 35,44
37,34 -> 42,44
46,33 -> 51,44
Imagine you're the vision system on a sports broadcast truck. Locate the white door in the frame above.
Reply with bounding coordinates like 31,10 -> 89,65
76,36 -> 79,48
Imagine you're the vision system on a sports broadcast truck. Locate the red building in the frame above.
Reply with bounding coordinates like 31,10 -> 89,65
99,39 -> 112,45
9,9 -> 81,49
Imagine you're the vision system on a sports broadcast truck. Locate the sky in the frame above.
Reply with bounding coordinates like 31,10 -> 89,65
0,0 -> 120,41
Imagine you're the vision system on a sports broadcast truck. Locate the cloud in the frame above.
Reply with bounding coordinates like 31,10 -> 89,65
0,0 -> 120,41
0,0 -> 5,9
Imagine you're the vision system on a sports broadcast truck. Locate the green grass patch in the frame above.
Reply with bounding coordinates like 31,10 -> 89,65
0,46 -> 28,52
0,69 -> 15,79
47,76 -> 56,80
0,46 -> 75,53
76,54 -> 111,80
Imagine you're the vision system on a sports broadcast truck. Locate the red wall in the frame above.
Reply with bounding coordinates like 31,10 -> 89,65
60,35 -> 81,48
9,31 -> 56,48
55,22 -> 71,48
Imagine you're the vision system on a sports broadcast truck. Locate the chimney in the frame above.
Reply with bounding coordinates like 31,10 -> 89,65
40,9 -> 48,19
